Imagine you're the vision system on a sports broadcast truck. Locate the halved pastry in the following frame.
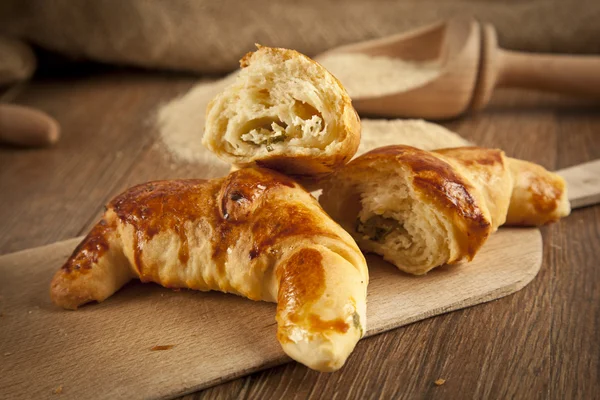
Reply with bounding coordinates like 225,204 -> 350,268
50,167 -> 368,372
202,45 -> 361,177
320,145 -> 570,275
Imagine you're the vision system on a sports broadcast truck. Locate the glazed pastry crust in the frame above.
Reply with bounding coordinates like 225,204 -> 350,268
320,145 -> 498,275
439,151 -> 570,227
203,45 -> 361,178
505,158 -> 570,225
50,167 -> 368,372
320,145 -> 570,275
435,147 -> 513,231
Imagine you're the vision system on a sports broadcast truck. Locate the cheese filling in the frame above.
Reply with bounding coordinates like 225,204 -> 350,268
240,114 -> 324,151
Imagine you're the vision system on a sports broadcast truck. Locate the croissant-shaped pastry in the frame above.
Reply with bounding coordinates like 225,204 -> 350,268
503,157 -> 571,226
434,148 -> 571,226
202,45 -> 361,178
50,168 -> 368,372
320,145 -> 570,275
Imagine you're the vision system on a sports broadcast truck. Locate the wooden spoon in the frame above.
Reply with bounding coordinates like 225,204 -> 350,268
317,17 -> 600,119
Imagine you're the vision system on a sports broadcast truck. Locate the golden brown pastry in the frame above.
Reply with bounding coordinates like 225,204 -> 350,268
320,145 -> 570,275
504,158 -> 571,225
436,149 -> 571,226
202,45 -> 361,178
50,167 -> 368,372
435,146 -> 514,231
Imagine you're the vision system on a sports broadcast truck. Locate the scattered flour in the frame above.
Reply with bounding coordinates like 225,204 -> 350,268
316,53 -> 441,98
357,119 -> 470,157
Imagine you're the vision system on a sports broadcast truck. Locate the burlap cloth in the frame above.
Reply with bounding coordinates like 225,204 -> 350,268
1,0 -> 599,75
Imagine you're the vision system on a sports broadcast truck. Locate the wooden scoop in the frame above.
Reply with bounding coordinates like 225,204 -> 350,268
318,17 -> 600,119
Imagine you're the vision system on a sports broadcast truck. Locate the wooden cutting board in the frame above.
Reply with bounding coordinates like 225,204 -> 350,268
0,229 -> 541,399
0,160 -> 597,400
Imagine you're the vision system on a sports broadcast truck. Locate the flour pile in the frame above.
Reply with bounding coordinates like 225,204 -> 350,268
316,53 -> 441,98
356,119 -> 470,157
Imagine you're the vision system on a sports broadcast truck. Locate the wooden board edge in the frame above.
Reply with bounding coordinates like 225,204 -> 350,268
557,159 -> 600,209
0,237 -> 83,259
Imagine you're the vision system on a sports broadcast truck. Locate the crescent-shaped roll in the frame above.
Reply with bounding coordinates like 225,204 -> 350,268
431,149 -> 571,226
504,158 -> 571,226
202,45 -> 361,178
50,167 -> 368,372
320,145 -> 570,275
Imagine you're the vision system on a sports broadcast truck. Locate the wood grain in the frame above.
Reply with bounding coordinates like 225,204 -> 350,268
0,74 -> 598,399
0,72 -> 195,254
0,228 -> 541,399
551,118 -> 600,399
557,159 -> 600,209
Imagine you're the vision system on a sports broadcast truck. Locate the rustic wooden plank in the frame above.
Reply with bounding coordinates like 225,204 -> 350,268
547,206 -> 600,399
550,113 -> 600,399
0,73 -> 196,254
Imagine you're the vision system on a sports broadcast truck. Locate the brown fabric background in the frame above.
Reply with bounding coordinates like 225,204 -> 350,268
1,0 -> 599,74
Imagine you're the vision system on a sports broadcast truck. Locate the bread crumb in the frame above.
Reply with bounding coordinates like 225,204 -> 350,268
434,378 -> 446,386
4,352 -> 12,356
52,385 -> 63,394
151,345 -> 175,351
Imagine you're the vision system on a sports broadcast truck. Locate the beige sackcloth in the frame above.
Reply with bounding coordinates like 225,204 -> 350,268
1,0 -> 599,75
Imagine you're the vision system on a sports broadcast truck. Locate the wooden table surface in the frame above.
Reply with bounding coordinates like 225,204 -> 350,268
1,70 -> 599,399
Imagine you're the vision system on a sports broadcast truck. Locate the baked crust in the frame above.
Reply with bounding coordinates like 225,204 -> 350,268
50,167 -> 368,372
320,145 -> 570,275
505,158 -> 570,225
321,146 -> 495,275
435,146 -> 513,231
203,45 -> 360,178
